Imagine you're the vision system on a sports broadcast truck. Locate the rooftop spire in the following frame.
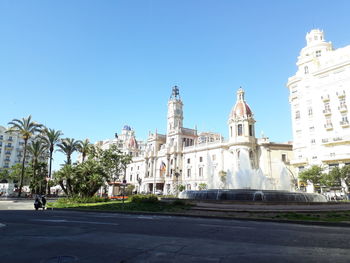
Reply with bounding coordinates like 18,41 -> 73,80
170,85 -> 180,100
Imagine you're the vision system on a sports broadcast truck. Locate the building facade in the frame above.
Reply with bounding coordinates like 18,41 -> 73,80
101,86 -> 294,195
287,29 -> 350,174
0,126 -> 28,195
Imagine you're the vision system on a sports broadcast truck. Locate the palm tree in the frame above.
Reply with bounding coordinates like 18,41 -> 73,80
7,115 -> 42,197
77,138 -> 92,162
41,128 -> 63,179
28,140 -> 47,194
57,138 -> 81,165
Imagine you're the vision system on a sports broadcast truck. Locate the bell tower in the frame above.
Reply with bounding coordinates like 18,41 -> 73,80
167,86 -> 183,135
228,88 -> 256,144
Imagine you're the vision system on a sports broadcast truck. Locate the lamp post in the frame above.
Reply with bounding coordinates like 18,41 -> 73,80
174,168 -> 181,197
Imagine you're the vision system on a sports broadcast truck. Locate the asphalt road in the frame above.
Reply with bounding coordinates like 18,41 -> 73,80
1,203 -> 350,263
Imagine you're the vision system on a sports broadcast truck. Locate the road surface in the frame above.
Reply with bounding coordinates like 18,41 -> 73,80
0,206 -> 350,262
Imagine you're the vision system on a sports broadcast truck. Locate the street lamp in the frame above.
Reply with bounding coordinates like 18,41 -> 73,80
174,168 -> 181,197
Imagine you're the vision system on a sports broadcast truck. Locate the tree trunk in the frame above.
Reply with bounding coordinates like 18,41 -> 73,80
18,139 -> 28,197
47,150 -> 53,195
59,180 -> 68,195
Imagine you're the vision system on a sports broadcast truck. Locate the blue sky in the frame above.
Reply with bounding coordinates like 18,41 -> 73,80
1,0 -> 350,169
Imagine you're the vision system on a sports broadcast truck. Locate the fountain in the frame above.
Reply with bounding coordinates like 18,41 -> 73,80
179,150 -> 327,202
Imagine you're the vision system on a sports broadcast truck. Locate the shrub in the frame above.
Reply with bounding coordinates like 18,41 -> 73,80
172,199 -> 186,206
130,194 -> 159,204
57,196 -> 109,204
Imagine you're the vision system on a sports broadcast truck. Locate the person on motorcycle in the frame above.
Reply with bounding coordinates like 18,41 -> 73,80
41,195 -> 47,209
34,195 -> 42,210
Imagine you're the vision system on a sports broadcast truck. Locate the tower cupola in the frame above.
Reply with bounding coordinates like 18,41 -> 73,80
167,86 -> 183,135
228,88 -> 256,144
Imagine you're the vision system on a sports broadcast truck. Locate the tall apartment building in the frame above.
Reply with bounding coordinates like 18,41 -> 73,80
287,29 -> 350,174
0,126 -> 25,171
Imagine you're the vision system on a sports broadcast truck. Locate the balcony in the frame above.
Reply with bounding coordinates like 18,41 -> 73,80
323,108 -> 331,115
324,123 -> 333,130
338,104 -> 347,113
340,120 -> 350,127
321,95 -> 330,102
337,91 -> 346,98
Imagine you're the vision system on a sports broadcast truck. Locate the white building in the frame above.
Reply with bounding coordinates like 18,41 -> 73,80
0,126 -> 27,196
106,86 -> 294,195
287,29 -> 350,174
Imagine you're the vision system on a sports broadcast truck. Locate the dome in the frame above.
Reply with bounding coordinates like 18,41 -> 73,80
229,88 -> 253,119
123,125 -> 131,131
128,136 -> 138,148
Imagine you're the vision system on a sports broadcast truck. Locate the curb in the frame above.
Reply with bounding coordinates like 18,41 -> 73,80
50,207 -> 350,228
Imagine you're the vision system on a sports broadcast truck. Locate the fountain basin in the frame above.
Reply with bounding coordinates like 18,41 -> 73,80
179,189 -> 327,203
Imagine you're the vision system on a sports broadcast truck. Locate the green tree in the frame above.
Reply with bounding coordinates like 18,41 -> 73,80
27,140 -> 48,194
77,138 -> 92,162
54,164 -> 76,196
75,159 -> 107,197
324,167 -> 342,187
299,165 -> 324,191
41,128 -> 63,179
7,115 -> 42,197
178,185 -> 186,192
58,138 -> 81,165
198,183 -> 207,191
340,165 -> 350,186
93,144 -> 124,181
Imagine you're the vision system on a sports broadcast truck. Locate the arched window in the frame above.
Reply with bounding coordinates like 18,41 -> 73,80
237,124 -> 243,136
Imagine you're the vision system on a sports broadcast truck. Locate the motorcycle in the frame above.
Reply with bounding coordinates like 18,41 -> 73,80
34,196 -> 45,210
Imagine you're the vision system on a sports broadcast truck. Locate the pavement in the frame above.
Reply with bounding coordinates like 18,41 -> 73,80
1,209 -> 350,262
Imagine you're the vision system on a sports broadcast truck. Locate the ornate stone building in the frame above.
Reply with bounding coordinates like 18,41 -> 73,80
287,29 -> 350,175
122,86 -> 294,195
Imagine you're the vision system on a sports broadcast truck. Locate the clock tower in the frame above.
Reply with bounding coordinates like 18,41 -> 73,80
167,86 -> 183,135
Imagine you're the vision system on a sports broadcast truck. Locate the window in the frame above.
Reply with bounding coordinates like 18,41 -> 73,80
187,158 -> 190,164
295,111 -> 300,119
304,66 -> 309,74
316,50 -> 321,57
130,174 -> 133,181
131,167 -> 133,171
324,102 -> 330,111
230,126 -> 232,137
308,107 -> 313,116
199,157 -> 203,162
249,125 -> 253,136
237,124 -> 243,136
171,159 -> 173,165
199,167 -> 203,177
212,154 -> 216,161
281,154 -> 287,162
187,169 -> 191,178
311,139 -> 316,144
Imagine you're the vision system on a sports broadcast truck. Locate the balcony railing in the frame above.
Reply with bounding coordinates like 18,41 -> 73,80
323,109 -> 331,115
338,104 -> 347,112
324,123 -> 333,130
321,95 -> 330,102
340,120 -> 349,127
